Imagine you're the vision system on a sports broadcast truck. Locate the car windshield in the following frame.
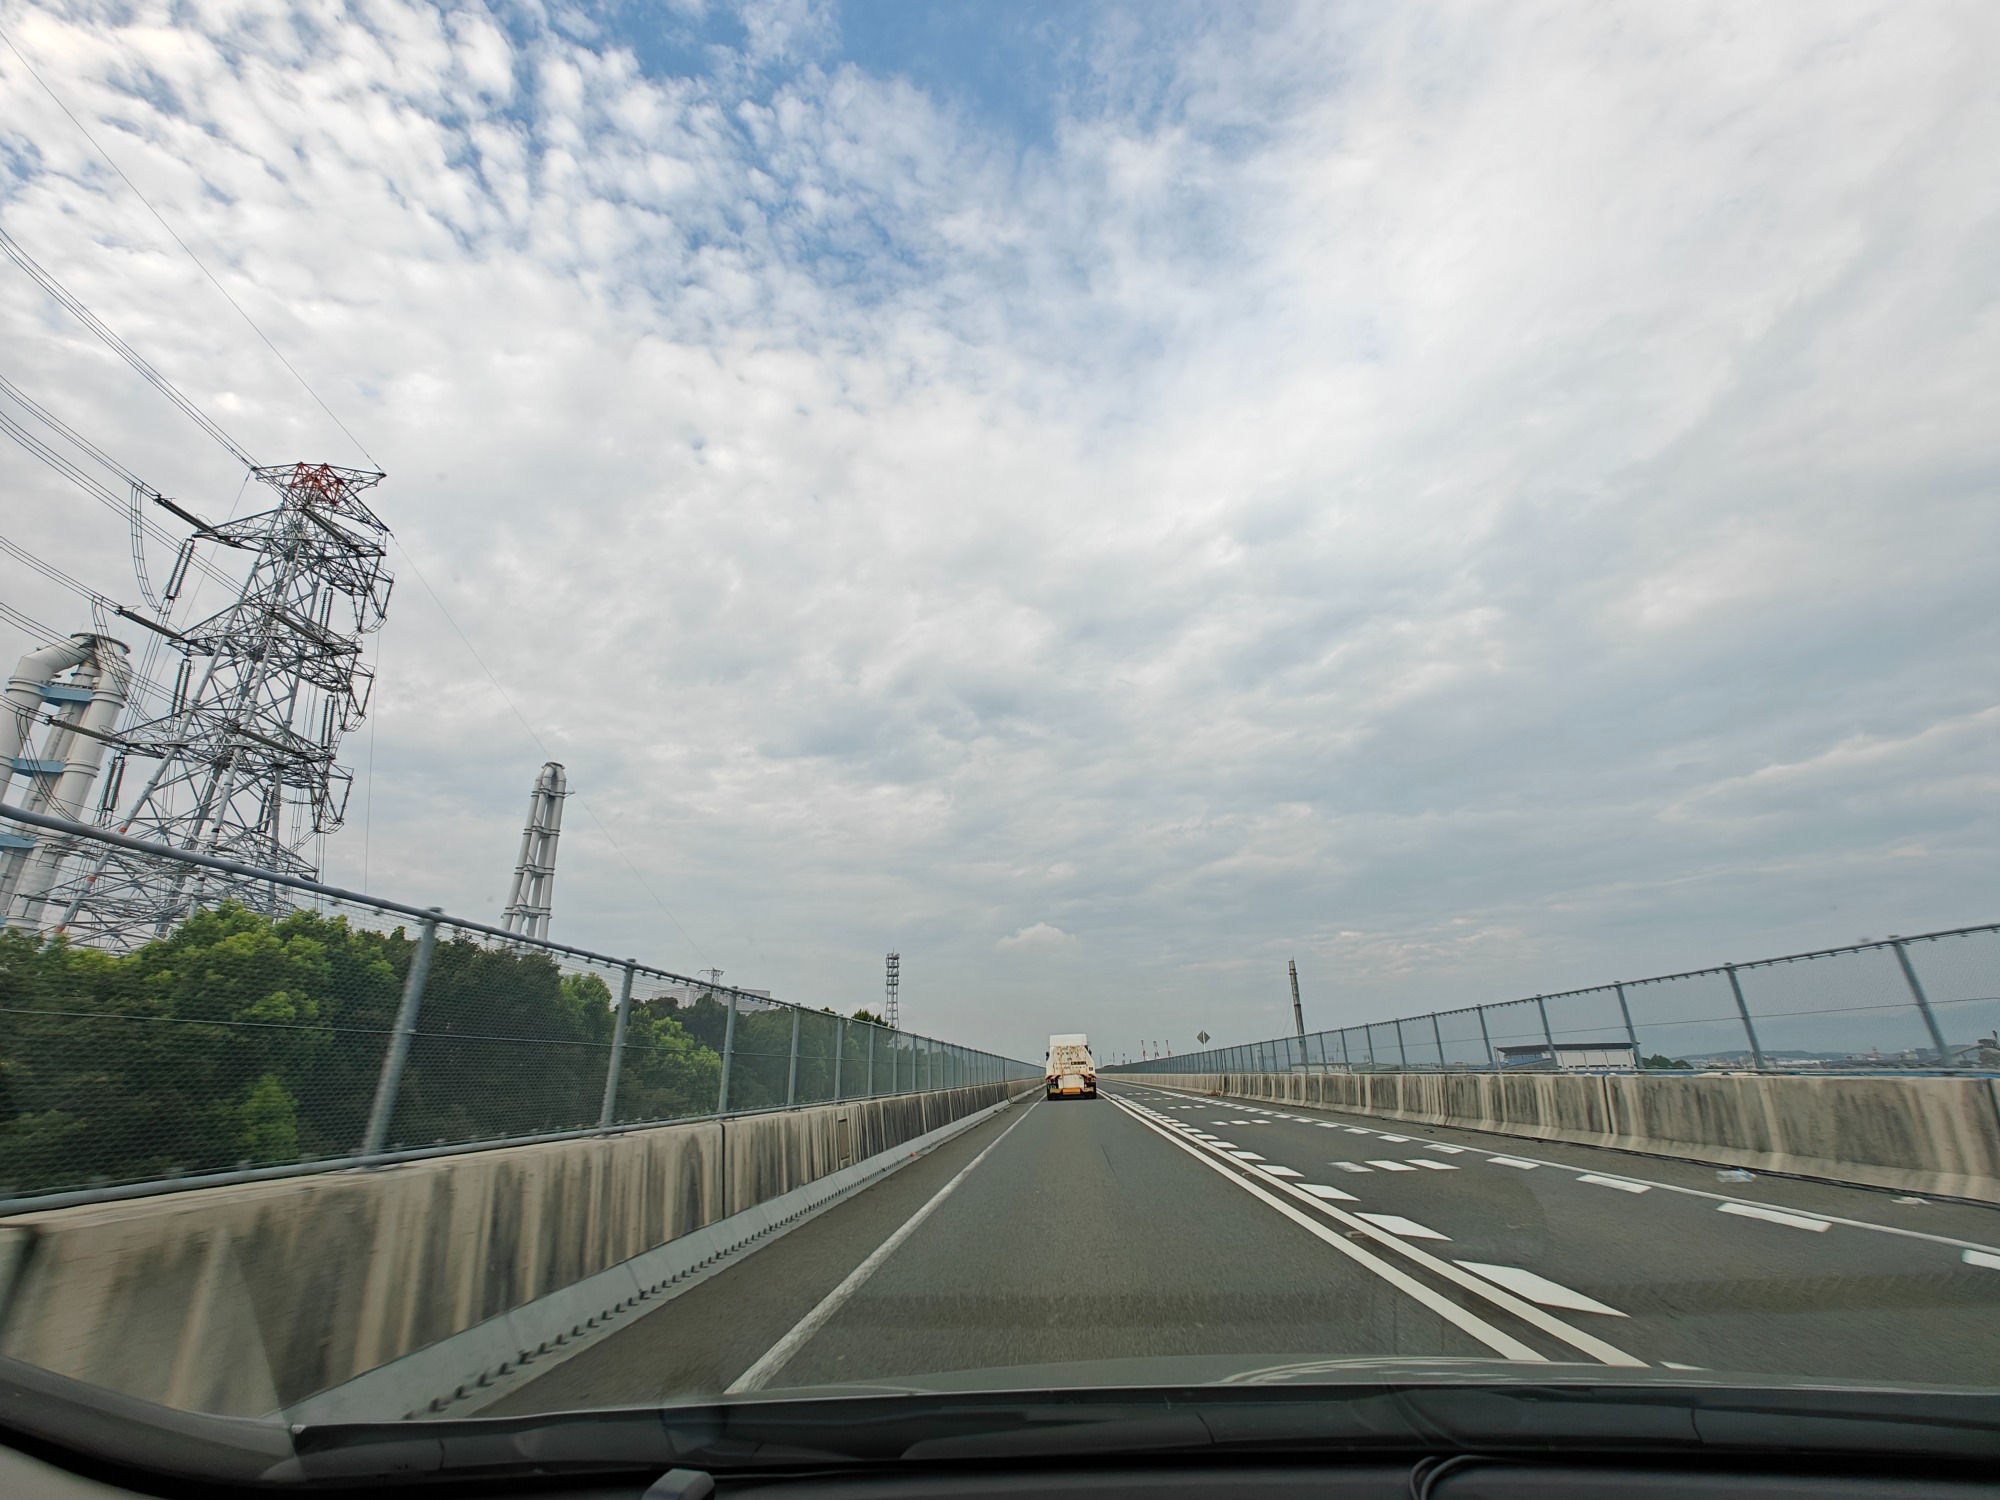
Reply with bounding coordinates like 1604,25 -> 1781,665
0,0 -> 1995,1483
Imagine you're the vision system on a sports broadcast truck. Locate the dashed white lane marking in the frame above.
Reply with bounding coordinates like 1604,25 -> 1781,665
1457,1263 -> 1627,1317
1301,1183 -> 1359,1201
1229,1151 -> 1267,1161
1357,1213 -> 1451,1241
1661,1361 -> 1706,1371
1409,1159 -> 1458,1171
1377,1135 -> 1412,1143
1102,1097 -> 1545,1362
1719,1202 -> 1829,1232
1329,1161 -> 1371,1173
1423,1144 -> 1467,1154
1344,1127 -> 1374,1134
1961,1249 -> 2000,1270
1577,1174 -> 1650,1193
1110,1096 -> 1644,1368
1256,1165 -> 1306,1179
1134,1081 -> 2000,1263
1367,1159 -> 1418,1172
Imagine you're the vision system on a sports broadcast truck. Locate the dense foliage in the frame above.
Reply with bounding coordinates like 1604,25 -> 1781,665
0,904 -> 723,1196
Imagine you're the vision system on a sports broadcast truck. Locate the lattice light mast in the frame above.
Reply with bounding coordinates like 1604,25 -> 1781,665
501,761 -> 567,940
884,951 -> 900,1030
53,462 -> 390,945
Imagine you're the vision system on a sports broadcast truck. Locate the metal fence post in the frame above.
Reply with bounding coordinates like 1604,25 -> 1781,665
598,961 -> 636,1128
785,1005 -> 801,1105
1394,1018 -> 1409,1070
361,908 -> 440,1156
1891,939 -> 1953,1067
867,1024 -> 876,1096
833,1016 -> 846,1099
1612,982 -> 1640,1061
717,990 -> 740,1113
1535,995 -> 1555,1056
1430,1012 -> 1445,1070
1476,1005 -> 1495,1069
1724,964 -> 1767,1072
1339,1028 -> 1352,1072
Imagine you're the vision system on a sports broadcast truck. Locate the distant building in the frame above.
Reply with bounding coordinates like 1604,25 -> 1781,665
1498,1041 -> 1637,1072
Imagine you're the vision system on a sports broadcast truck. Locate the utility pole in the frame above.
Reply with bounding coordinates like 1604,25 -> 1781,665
1289,958 -> 1305,1036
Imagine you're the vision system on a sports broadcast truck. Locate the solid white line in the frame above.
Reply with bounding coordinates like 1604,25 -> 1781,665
1457,1262 -> 1627,1317
1102,1096 -> 1545,1362
1110,1095 -> 1646,1367
726,1099 -> 1040,1394
1719,1202 -> 1830,1232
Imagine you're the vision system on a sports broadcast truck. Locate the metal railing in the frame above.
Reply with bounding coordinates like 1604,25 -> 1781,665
1108,922 -> 2000,1077
0,802 -> 1035,1210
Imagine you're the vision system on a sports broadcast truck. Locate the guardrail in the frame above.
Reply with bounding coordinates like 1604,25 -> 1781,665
0,802 -> 1036,1210
1108,922 -> 2000,1076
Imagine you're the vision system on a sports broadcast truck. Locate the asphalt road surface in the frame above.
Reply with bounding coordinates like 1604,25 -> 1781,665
485,1082 -> 2000,1412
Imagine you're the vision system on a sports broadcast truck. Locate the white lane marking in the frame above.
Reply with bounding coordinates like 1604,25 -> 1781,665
1316,1122 -> 1340,1128
1578,1174 -> 1650,1194
1301,1183 -> 1359,1201
1424,1144 -> 1467,1154
1256,1165 -> 1305,1179
1457,1263 -> 1628,1317
1661,1361 -> 1707,1371
1356,1213 -> 1451,1241
1488,1157 -> 1541,1169
1329,1161 -> 1372,1173
1409,1159 -> 1458,1171
1719,1202 -> 1830,1232
1103,1097 -> 1546,1362
727,1099 -> 1041,1393
1367,1160 -> 1418,1172
1377,1135 -> 1412,1143
1961,1249 -> 2000,1270
1229,1151 -> 1267,1161
1344,1127 -> 1374,1134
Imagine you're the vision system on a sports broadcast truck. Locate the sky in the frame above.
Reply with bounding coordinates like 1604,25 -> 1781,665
0,0 -> 1995,1065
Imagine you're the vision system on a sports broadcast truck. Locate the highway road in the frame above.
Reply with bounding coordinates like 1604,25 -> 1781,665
484,1082 -> 2000,1412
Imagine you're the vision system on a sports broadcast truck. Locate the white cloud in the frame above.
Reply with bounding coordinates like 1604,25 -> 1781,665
0,0 -> 1994,1062
997,921 -> 1076,952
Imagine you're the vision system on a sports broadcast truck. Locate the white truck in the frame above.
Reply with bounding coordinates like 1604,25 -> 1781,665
1045,1033 -> 1097,1099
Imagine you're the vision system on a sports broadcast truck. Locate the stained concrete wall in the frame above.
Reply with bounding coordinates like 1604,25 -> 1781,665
0,1083 -> 1027,1416
1118,1071 -> 2000,1203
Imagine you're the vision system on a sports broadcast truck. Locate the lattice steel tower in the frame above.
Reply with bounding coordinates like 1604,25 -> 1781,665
501,761 -> 566,940
884,951 -> 900,1029
53,462 -> 390,945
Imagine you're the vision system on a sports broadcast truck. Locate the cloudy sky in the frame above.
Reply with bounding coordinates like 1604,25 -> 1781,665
0,0 -> 1994,1063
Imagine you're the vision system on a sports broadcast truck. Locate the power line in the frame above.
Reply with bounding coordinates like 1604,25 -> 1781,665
386,535 -> 710,968
0,24 -> 378,470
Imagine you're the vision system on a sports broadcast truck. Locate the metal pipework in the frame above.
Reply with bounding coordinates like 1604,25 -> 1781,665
1,636 -> 129,927
0,637 -> 93,772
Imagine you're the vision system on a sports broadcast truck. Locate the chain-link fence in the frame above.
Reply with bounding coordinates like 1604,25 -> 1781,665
1108,924 -> 2000,1078
0,804 -> 1035,1207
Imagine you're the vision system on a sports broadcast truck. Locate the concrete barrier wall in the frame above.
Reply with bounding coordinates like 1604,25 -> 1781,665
1118,1071 -> 2000,1203
0,1083 -> 1028,1416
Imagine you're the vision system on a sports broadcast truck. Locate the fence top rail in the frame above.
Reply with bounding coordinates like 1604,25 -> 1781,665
0,800 -> 1021,1065
1106,916 -> 1998,1071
